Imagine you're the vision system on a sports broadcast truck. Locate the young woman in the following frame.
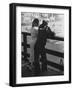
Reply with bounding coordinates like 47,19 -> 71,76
30,18 -> 39,70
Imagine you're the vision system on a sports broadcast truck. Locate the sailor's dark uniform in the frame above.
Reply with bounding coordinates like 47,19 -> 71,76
34,23 -> 55,75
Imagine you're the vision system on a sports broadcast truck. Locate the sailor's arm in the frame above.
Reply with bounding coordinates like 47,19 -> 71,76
47,27 -> 55,38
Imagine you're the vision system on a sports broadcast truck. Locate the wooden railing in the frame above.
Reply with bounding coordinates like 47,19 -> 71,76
21,32 -> 64,71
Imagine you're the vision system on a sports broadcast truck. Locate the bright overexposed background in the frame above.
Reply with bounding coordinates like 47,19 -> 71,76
0,0 -> 72,89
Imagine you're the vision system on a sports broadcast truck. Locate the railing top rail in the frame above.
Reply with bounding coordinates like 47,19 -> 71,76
22,32 -> 64,41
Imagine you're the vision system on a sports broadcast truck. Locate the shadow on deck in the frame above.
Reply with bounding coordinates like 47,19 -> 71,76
22,65 -> 64,77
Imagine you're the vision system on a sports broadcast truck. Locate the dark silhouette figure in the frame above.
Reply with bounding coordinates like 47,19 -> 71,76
34,20 -> 55,75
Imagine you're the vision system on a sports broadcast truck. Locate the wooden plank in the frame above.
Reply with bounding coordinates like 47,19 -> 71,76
22,32 -> 31,36
45,49 -> 64,58
22,52 -> 30,57
22,43 -> 30,48
47,60 -> 64,71
48,36 -> 64,41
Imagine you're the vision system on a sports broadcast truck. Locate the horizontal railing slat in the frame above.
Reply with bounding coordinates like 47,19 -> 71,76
47,60 -> 64,71
48,36 -> 64,41
45,49 -> 64,58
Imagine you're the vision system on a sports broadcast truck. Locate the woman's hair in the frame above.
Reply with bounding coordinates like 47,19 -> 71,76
32,18 -> 39,27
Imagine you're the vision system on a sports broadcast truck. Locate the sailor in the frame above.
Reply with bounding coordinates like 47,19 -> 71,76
34,20 -> 55,75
